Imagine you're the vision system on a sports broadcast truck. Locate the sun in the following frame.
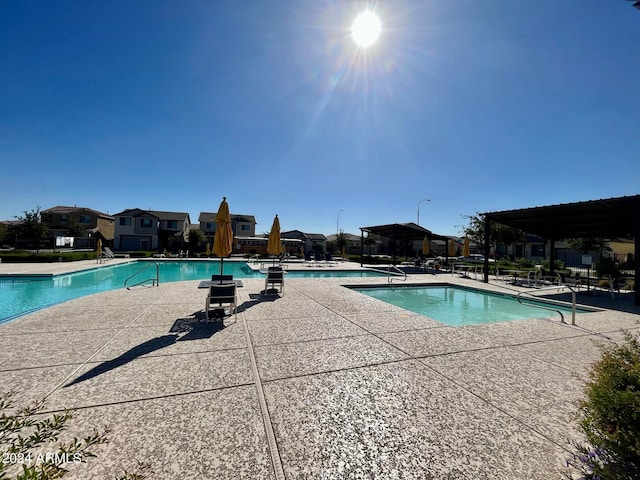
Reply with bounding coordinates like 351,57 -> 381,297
351,11 -> 381,48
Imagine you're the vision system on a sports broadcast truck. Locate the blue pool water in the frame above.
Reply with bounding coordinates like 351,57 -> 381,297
353,285 -> 588,326
0,261 -> 384,323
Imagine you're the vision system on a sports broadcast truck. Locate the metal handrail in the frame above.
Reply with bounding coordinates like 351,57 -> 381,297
388,265 -> 407,284
516,285 -> 577,325
124,262 -> 160,290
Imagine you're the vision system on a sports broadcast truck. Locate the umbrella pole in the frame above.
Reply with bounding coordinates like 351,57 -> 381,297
220,257 -> 224,284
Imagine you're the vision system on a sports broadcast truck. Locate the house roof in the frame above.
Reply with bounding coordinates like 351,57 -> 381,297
482,194 -> 640,239
360,222 -> 450,242
115,209 -> 189,222
42,206 -> 114,220
114,208 -> 159,218
198,212 -> 256,223
149,210 -> 190,222
280,230 -> 326,241
326,233 -> 361,242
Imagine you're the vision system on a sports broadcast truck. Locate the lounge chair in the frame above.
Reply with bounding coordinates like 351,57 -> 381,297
103,246 -> 130,258
265,266 -> 285,295
205,283 -> 238,321
557,272 -> 581,290
102,247 -> 115,260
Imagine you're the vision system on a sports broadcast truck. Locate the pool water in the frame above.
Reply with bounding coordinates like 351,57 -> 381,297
0,261 -> 383,323
353,285 -> 587,327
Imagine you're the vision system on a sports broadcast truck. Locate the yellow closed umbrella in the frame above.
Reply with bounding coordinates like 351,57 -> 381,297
448,239 -> 456,257
462,237 -> 470,257
205,242 -> 211,256
341,246 -> 347,260
422,236 -> 430,256
96,238 -> 102,263
213,197 -> 233,280
267,215 -> 283,262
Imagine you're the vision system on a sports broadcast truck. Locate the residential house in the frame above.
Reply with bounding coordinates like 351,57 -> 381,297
198,212 -> 257,245
41,206 -> 114,248
114,209 -> 191,252
326,233 -> 362,255
281,230 -> 327,257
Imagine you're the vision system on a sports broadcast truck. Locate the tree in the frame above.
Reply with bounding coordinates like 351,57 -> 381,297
187,228 -> 206,252
460,213 -> 523,258
15,207 -> 48,252
335,231 -> 348,254
364,234 -> 376,257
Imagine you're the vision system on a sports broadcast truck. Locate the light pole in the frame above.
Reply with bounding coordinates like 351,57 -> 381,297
336,209 -> 344,235
417,199 -> 430,225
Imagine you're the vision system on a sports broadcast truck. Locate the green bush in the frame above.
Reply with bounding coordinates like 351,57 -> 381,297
0,391 -> 150,479
0,251 -> 94,263
565,332 -> 640,479
595,257 -> 620,279
540,258 -> 565,271
516,257 -> 535,269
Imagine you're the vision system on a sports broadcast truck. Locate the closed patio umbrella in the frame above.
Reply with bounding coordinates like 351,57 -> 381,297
448,239 -> 456,257
96,238 -> 102,263
422,236 -> 430,256
267,214 -> 283,263
213,197 -> 233,282
462,237 -> 470,257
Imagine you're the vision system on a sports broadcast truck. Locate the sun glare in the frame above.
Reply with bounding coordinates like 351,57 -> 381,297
351,11 -> 381,48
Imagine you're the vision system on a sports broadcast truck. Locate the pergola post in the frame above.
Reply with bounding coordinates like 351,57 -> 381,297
635,209 -> 640,306
483,215 -> 491,283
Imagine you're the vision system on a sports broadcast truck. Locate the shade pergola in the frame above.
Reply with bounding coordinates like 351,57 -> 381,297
359,222 -> 451,265
481,194 -> 640,305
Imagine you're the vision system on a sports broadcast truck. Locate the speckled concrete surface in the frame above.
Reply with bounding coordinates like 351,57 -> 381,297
1,265 -> 639,479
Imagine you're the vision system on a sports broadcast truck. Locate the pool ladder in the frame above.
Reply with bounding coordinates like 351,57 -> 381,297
124,262 -> 160,290
516,285 -> 577,325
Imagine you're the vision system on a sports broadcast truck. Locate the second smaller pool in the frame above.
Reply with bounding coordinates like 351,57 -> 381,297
352,284 -> 590,326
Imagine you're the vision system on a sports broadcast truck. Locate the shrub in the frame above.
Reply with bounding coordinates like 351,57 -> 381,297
540,258 -> 565,271
516,257 -> 535,269
565,332 -> 640,479
0,390 -> 150,479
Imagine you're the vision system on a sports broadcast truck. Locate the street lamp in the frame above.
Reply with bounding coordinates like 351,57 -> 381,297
336,209 -> 344,235
417,199 -> 431,225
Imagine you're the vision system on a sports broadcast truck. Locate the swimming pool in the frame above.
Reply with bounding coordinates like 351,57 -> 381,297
0,261 -> 384,323
352,284 -> 590,327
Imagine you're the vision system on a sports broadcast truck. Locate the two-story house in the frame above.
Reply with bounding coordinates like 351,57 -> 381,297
281,230 -> 327,256
41,206 -> 114,248
198,212 -> 257,246
114,209 -> 191,252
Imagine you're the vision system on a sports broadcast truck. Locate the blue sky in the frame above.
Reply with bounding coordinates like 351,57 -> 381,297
1,1 -> 639,237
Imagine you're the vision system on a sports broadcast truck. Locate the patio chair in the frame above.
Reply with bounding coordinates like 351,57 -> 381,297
523,269 -> 542,287
205,283 -> 238,321
211,274 -> 233,282
265,266 -> 285,295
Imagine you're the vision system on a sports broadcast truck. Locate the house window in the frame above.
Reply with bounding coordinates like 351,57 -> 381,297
206,222 -> 213,230
60,214 -> 68,223
120,217 -> 132,226
140,218 -> 153,228
79,215 -> 91,224
167,220 -> 178,229
240,224 -> 250,231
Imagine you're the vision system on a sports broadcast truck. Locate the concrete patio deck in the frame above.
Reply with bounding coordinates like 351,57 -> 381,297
1,264 -> 639,479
